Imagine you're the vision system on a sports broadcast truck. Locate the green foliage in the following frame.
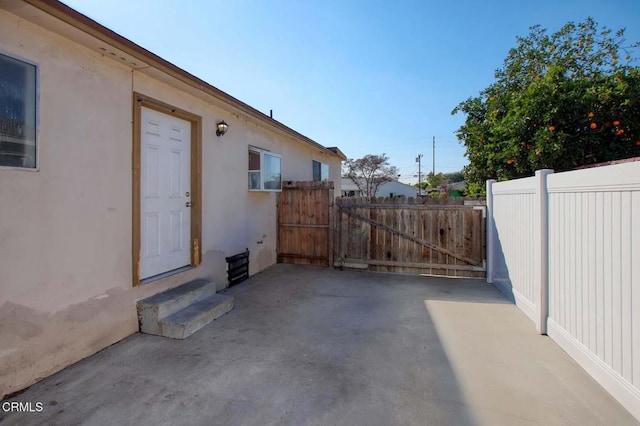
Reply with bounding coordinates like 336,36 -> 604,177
415,171 -> 465,189
443,171 -> 465,183
426,172 -> 444,188
453,18 -> 640,196
415,171 -> 467,198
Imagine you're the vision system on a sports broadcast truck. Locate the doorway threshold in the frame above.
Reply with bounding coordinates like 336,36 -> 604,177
140,265 -> 193,286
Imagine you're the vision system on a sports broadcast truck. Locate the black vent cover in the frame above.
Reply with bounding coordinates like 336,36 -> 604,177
226,249 -> 249,286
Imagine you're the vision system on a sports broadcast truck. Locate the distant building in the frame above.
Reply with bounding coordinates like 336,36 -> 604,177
341,178 -> 363,197
341,178 -> 419,198
375,180 -> 419,198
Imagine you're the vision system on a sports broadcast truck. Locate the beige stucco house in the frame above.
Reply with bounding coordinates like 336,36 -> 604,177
0,0 -> 345,398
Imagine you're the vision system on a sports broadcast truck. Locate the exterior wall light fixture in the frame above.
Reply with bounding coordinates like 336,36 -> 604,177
216,120 -> 229,137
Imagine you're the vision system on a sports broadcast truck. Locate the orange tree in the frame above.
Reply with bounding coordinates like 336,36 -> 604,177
453,18 -> 640,195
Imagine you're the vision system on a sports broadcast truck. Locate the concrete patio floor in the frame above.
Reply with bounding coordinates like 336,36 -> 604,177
2,264 -> 637,426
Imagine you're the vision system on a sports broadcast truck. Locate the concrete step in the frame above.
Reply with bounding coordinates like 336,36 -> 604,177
137,279 -> 216,335
160,294 -> 235,339
137,279 -> 231,337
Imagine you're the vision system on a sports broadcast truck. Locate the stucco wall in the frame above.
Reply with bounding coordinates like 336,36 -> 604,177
0,9 -> 138,398
132,72 -> 341,278
0,8 -> 342,398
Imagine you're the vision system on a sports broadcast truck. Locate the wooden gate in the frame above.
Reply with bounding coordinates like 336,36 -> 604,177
334,197 -> 486,278
277,181 -> 334,267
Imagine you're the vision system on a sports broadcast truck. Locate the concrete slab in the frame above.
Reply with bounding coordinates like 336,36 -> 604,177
1,264 -> 637,425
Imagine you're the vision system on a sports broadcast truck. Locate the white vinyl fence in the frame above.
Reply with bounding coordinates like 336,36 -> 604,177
487,161 -> 640,421
487,174 -> 542,327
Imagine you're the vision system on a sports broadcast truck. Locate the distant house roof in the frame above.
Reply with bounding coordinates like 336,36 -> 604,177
446,181 -> 466,191
340,178 -> 418,197
13,0 -> 345,161
573,156 -> 639,170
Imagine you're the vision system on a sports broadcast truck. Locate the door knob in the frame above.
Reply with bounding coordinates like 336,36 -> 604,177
185,202 -> 193,207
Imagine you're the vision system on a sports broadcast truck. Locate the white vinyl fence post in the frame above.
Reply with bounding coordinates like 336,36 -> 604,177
486,179 -> 496,284
534,169 -> 553,335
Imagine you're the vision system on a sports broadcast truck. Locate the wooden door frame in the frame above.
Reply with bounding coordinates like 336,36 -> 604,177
132,93 -> 202,286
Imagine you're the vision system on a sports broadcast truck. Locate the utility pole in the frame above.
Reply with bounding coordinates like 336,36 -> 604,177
416,154 -> 423,196
432,136 -> 436,176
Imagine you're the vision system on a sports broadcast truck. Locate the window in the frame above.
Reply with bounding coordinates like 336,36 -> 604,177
312,160 -> 329,181
248,147 -> 282,191
0,53 -> 37,169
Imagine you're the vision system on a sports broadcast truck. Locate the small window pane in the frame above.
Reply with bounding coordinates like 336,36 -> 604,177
248,171 -> 261,190
0,54 -> 37,168
263,153 -> 281,190
312,160 -> 321,181
249,150 -> 260,170
321,163 -> 329,181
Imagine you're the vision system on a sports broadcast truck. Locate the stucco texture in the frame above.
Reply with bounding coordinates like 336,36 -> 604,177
0,5 -> 342,397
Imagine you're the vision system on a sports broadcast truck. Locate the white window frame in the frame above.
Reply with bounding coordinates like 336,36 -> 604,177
248,146 -> 282,192
0,51 -> 39,171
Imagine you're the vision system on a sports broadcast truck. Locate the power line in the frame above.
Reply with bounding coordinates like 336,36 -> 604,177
341,134 -> 458,144
345,141 -> 460,153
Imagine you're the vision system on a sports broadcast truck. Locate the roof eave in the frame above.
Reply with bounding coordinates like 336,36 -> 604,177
22,0 -> 343,160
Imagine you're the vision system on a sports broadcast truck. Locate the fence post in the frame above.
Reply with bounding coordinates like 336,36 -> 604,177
486,179 -> 496,284
534,169 -> 553,334
328,182 -> 335,268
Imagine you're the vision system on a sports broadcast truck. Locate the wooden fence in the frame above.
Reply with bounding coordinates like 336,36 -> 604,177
277,183 -> 486,278
277,181 -> 334,267
334,197 -> 486,278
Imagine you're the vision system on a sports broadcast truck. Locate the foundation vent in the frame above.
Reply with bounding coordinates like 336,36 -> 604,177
226,249 -> 249,286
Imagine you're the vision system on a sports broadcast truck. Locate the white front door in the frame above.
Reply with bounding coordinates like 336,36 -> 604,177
140,107 -> 191,279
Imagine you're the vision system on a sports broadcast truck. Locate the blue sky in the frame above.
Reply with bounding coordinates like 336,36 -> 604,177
63,0 -> 640,184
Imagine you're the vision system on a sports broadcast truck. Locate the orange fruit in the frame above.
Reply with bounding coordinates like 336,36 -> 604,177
613,120 -> 620,126
549,126 -> 556,131
590,123 -> 597,129
635,141 -> 640,146
507,159 -> 515,165
588,112 -> 594,118
616,129 -> 625,135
